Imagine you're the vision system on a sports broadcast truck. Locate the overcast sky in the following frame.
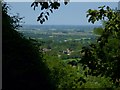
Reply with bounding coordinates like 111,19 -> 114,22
7,2 -> 118,25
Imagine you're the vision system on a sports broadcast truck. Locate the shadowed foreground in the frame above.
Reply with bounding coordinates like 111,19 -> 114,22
2,3 -> 55,89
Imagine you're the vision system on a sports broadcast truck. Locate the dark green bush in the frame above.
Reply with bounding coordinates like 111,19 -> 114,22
2,2 -> 55,90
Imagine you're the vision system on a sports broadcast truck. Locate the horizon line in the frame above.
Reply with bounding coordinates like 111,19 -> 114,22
21,24 -> 102,26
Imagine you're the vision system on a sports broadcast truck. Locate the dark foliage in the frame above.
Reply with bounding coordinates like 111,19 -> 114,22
67,60 -> 78,66
80,6 -> 120,86
31,0 -> 69,24
2,2 -> 55,90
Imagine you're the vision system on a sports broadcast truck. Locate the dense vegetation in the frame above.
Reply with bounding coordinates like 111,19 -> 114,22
2,2 -> 55,89
31,2 -> 120,88
80,6 -> 120,87
3,1 -> 120,89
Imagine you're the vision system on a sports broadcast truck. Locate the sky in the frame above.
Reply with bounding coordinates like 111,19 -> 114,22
7,2 -> 119,25
5,0 -> 120,2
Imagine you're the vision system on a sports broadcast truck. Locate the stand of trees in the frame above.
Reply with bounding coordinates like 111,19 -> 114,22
2,2 -> 55,89
31,1 -> 120,87
2,1 -> 120,89
80,6 -> 120,86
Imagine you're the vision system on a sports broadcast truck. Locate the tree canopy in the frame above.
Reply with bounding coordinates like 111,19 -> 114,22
31,1 -> 120,86
31,0 -> 69,24
2,2 -> 55,89
80,6 -> 120,86
3,1 -> 120,89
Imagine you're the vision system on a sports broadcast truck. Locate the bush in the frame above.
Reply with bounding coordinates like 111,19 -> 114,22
44,54 -> 116,89
2,2 -> 55,90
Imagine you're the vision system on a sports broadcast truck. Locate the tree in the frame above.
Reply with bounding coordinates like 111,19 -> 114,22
31,1 -> 120,87
80,6 -> 120,86
31,0 -> 69,24
2,2 -> 55,89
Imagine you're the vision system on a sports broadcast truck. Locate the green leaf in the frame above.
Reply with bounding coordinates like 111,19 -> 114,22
31,2 -> 34,7
46,12 -> 49,16
64,2 -> 68,5
45,15 -> 48,20
50,9 -> 53,13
